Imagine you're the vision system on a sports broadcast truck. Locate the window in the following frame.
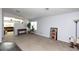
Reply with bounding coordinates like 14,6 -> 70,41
4,17 -> 23,23
31,21 -> 37,30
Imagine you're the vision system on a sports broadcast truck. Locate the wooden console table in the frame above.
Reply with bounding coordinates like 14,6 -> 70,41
17,29 -> 27,35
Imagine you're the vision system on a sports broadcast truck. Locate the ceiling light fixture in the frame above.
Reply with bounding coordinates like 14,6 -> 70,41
45,8 -> 49,10
16,10 -> 20,13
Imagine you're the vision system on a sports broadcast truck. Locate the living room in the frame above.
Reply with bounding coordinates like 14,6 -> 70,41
0,8 -> 79,51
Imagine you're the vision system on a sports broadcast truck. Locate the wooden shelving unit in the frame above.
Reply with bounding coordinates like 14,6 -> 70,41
50,28 -> 58,40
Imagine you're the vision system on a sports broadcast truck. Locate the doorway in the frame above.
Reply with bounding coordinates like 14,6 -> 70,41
3,17 -> 24,41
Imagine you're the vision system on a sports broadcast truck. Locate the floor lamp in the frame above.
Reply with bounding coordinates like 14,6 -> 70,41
74,20 -> 79,44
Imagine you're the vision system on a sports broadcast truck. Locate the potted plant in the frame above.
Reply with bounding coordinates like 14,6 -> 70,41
30,26 -> 35,33
27,22 -> 31,33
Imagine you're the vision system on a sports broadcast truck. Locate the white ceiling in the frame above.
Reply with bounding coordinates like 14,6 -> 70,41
2,8 -> 79,20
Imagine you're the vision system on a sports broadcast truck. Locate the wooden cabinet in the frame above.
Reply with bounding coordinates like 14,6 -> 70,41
4,27 -> 14,32
50,28 -> 58,40
17,29 -> 27,35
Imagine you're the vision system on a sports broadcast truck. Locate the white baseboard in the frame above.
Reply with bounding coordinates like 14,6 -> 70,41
35,32 -> 69,43
35,32 -> 49,38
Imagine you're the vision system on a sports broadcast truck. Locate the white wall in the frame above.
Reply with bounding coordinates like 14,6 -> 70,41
0,8 -> 2,42
33,12 -> 79,43
14,22 -> 27,35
